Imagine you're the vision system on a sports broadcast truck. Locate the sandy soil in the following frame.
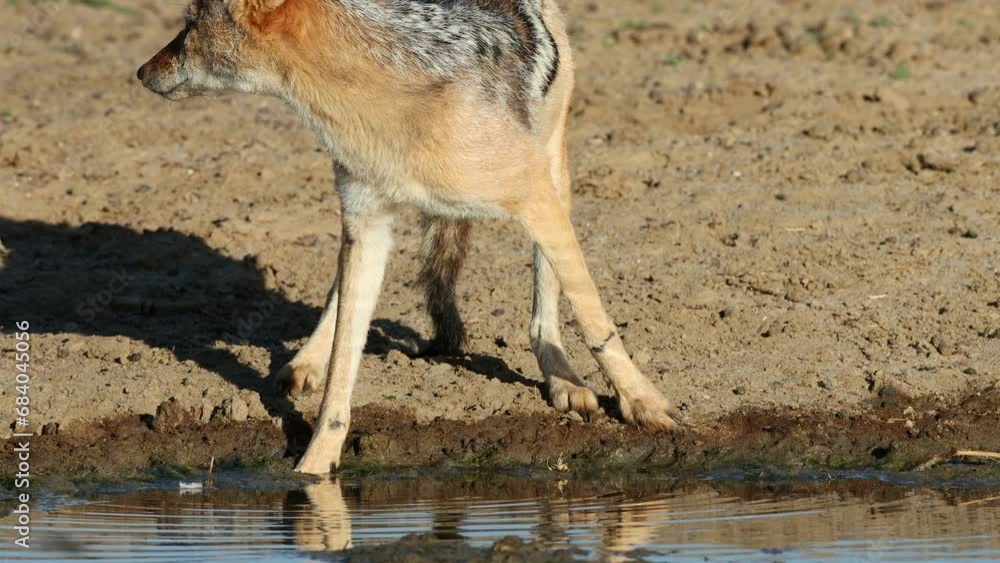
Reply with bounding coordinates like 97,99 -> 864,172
1,0 -> 999,474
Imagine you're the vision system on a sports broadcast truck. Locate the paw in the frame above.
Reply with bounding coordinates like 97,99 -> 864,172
620,391 -> 676,432
295,423 -> 346,475
418,331 -> 466,358
276,363 -> 325,397
547,376 -> 599,422
295,452 -> 335,475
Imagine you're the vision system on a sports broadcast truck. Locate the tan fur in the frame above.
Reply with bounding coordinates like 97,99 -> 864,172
139,0 -> 676,476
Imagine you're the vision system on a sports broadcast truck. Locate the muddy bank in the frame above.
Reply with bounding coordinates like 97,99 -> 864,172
4,384 -> 999,482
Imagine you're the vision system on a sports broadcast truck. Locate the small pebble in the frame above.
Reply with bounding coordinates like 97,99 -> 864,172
385,349 -> 409,365
153,398 -> 185,431
213,396 -> 249,423
930,334 -> 956,356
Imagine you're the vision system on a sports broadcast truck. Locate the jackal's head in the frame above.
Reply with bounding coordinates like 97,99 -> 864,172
137,0 -> 296,100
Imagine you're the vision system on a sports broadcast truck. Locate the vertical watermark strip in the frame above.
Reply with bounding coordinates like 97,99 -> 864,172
11,320 -> 32,549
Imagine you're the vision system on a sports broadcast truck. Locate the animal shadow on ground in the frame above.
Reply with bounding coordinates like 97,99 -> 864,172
0,217 -> 548,453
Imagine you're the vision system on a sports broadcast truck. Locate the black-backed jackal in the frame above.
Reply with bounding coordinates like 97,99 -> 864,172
138,0 -> 675,475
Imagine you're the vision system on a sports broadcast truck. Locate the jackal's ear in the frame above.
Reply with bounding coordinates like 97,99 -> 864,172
228,0 -> 287,26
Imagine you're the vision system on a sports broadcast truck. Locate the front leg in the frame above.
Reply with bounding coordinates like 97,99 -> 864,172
296,208 -> 394,474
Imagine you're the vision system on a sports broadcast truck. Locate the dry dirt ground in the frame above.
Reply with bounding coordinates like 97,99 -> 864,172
1,0 -> 999,476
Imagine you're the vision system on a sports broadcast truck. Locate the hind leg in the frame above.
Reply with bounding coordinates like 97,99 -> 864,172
530,147 -> 599,419
520,179 -> 675,431
532,245 -> 599,420
419,215 -> 471,356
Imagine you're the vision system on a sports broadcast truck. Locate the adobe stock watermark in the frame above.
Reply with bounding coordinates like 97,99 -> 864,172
223,295 -> 282,344
64,269 -> 135,332
5,0 -> 189,53
10,320 -> 33,549
5,0 -> 187,181
5,0 -> 73,53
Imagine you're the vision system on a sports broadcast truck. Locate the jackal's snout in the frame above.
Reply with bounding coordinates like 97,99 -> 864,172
137,0 -> 286,101
136,27 -> 190,99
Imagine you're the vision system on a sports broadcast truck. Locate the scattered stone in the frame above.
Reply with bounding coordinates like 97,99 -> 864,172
733,386 -> 748,396
876,384 -> 910,409
917,139 -> 961,173
42,422 -> 59,436
818,378 -> 834,390
758,320 -> 779,338
200,399 -> 215,424
65,339 -> 89,355
930,334 -> 956,356
294,234 -> 319,247
153,398 -> 186,431
213,396 -> 249,423
110,349 -> 130,365
785,286 -> 808,304
385,349 -> 409,366
241,391 -> 270,420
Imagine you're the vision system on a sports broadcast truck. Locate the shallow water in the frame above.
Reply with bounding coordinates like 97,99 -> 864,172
4,471 -> 1000,562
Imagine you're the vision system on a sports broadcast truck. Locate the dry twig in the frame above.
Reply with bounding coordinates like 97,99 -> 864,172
915,449 -> 1000,471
